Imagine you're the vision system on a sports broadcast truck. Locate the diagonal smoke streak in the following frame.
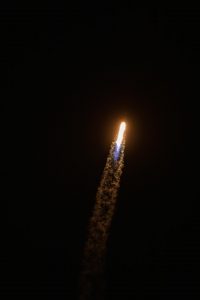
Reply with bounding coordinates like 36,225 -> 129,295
80,139 -> 125,300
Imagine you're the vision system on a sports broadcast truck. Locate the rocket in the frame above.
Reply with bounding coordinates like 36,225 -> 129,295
114,121 -> 126,161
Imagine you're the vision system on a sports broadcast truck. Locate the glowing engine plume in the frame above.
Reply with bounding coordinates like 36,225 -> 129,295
80,121 -> 126,300
116,122 -> 126,148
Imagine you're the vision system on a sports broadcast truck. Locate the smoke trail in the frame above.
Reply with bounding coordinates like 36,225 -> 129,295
80,139 -> 125,300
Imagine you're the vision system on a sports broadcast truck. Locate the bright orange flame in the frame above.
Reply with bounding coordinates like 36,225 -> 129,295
116,122 -> 126,147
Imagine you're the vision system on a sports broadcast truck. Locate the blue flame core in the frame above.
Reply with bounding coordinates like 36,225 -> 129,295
114,143 -> 121,161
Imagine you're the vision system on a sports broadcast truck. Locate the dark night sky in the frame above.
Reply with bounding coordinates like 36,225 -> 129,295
1,3 -> 200,299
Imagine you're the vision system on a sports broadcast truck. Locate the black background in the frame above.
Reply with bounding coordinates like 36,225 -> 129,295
1,2 -> 199,299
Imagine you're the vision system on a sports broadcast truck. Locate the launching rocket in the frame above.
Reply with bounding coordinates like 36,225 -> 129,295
114,121 -> 126,161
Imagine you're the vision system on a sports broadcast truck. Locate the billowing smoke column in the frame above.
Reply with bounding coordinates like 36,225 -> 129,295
80,122 -> 126,300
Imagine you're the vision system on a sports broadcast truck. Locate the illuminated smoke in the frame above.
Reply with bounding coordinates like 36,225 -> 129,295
80,125 -> 126,300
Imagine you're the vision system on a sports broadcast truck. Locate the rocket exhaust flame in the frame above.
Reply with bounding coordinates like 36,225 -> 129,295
80,122 -> 126,300
116,121 -> 126,148
114,122 -> 126,161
